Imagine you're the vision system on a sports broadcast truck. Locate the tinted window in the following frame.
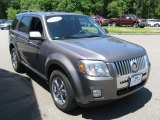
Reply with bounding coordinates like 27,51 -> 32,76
18,16 -> 32,34
11,16 -> 21,30
30,17 -> 43,35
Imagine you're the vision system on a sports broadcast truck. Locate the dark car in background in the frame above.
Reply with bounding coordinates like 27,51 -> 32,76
0,20 -> 13,30
92,18 -> 101,26
94,15 -> 109,26
109,14 -> 147,28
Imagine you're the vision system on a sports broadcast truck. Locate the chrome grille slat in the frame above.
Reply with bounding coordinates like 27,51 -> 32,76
114,56 -> 146,76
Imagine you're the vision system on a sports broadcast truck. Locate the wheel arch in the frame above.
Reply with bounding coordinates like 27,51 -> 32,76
45,54 -> 84,98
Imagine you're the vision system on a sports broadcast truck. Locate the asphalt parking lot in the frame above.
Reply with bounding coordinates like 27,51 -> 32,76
0,30 -> 160,120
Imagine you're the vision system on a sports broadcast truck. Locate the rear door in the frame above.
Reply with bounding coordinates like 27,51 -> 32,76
16,16 -> 32,64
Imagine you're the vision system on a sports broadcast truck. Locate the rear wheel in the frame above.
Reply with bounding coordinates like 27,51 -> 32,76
155,24 -> 159,27
49,70 -> 76,112
11,48 -> 25,73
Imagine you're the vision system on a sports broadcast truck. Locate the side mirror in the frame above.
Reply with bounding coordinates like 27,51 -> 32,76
29,31 -> 42,40
103,28 -> 109,34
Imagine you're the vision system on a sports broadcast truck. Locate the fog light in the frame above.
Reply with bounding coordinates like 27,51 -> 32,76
92,90 -> 102,98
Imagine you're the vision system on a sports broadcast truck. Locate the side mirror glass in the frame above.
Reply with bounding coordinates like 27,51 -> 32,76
29,31 -> 42,40
103,28 -> 109,34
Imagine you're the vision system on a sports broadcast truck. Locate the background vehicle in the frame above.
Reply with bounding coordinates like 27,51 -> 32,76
92,18 -> 101,26
154,19 -> 160,27
0,20 -> 13,30
146,19 -> 160,27
0,19 -> 7,24
109,14 -> 147,28
94,15 -> 108,26
146,19 -> 157,27
9,11 -> 150,112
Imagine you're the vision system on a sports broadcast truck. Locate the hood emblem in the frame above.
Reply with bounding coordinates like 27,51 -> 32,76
130,60 -> 138,72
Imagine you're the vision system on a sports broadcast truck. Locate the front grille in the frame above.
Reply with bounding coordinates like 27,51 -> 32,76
114,56 -> 146,76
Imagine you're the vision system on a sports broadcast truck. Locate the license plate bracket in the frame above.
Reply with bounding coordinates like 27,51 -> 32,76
129,74 -> 142,87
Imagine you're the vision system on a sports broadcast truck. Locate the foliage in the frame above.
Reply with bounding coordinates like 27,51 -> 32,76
6,7 -> 17,20
0,0 -> 160,19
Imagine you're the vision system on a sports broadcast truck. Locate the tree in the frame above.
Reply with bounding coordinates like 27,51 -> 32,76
6,7 -> 17,20
108,0 -> 129,17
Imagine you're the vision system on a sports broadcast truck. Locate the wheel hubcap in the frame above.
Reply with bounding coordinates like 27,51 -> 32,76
52,77 -> 67,105
11,51 -> 18,69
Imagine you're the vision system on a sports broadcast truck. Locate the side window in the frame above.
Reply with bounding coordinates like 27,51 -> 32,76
121,15 -> 125,18
30,17 -> 43,35
18,16 -> 32,34
11,15 -> 21,30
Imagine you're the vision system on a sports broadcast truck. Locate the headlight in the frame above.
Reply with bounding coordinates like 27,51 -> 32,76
79,60 -> 110,77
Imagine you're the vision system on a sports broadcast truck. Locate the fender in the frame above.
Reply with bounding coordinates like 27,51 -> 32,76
45,53 -> 84,99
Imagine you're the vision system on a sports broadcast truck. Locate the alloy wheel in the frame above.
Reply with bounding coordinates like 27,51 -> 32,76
51,77 -> 67,105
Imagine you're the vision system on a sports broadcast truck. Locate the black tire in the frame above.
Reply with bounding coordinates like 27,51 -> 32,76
11,48 -> 25,73
133,23 -> 138,28
112,22 -> 116,27
155,24 -> 159,27
49,70 -> 76,112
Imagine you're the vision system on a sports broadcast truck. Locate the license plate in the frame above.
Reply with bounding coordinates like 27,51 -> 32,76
130,74 -> 142,87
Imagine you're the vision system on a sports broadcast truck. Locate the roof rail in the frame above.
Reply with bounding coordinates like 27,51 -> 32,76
20,10 -> 41,13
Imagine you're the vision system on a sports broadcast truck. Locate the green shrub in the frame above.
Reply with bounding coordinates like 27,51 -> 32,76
6,7 -> 17,20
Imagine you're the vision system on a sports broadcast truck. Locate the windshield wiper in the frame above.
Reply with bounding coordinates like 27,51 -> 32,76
85,35 -> 103,38
62,35 -> 81,39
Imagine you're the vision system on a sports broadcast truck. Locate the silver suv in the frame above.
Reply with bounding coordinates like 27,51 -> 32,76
9,12 -> 150,112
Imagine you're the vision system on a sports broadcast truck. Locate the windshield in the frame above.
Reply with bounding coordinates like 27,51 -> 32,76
130,15 -> 137,19
46,15 -> 107,40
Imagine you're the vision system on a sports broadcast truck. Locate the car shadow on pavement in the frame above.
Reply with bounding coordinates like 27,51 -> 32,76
25,68 -> 50,92
0,69 -> 42,120
69,87 -> 152,120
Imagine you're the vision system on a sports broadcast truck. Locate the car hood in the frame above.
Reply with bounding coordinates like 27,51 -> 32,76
55,36 -> 146,62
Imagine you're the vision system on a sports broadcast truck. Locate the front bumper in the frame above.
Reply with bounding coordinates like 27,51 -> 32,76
76,62 -> 150,105
139,22 -> 147,27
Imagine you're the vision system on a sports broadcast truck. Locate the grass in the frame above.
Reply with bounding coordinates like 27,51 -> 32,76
103,26 -> 160,34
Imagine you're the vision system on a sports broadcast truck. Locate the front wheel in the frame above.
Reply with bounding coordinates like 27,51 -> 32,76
49,70 -> 76,112
155,24 -> 159,27
133,23 -> 138,28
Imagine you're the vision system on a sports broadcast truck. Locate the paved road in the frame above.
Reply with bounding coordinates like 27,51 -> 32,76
0,30 -> 160,120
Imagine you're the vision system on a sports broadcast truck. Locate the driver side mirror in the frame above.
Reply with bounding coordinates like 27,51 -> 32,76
103,28 -> 109,34
29,31 -> 43,40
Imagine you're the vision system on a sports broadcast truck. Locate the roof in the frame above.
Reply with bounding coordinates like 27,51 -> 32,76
17,11 -> 83,17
